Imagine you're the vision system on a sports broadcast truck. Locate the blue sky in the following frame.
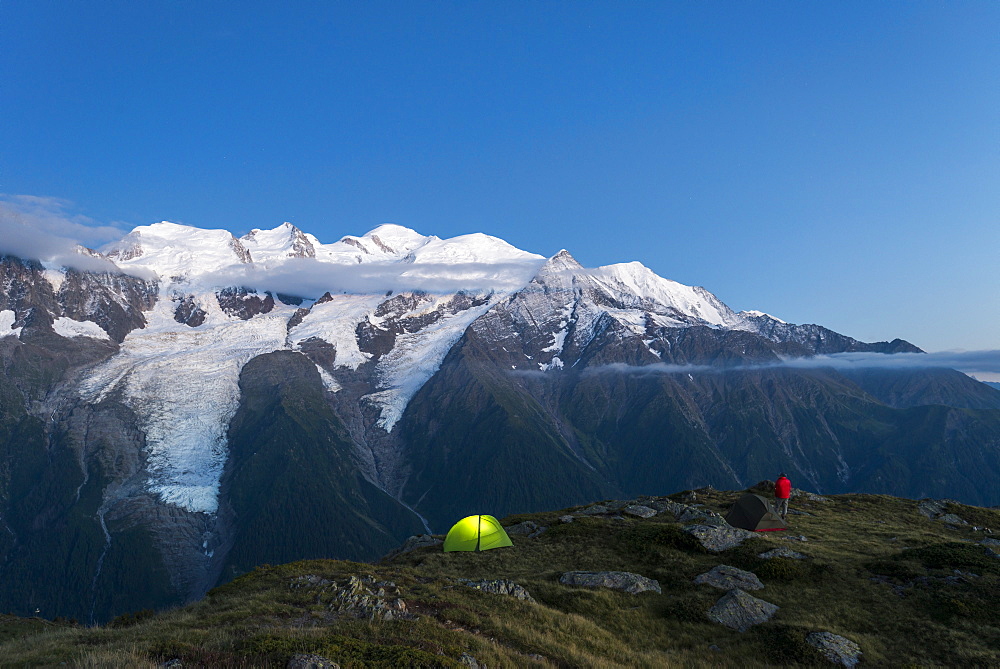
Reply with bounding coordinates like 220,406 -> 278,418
2,1 -> 998,352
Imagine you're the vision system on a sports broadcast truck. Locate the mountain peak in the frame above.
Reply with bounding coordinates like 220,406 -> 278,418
241,222 -> 316,261
544,249 -> 582,271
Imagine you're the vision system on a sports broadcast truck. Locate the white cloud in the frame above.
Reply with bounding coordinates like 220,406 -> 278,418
201,257 -> 545,297
0,194 -> 132,274
581,350 -> 1000,379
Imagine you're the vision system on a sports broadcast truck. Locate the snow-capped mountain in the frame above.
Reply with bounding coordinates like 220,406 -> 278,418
1,220 -> 997,624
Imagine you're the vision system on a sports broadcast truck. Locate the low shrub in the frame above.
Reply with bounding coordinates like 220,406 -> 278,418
755,558 -> 810,581
616,523 -> 705,558
903,542 -> 1000,575
865,558 -> 923,582
107,609 -> 155,629
660,594 -> 710,623
749,624 -> 827,664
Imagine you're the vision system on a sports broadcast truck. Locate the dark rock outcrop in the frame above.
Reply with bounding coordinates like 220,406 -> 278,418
216,287 -> 274,320
173,296 -> 206,327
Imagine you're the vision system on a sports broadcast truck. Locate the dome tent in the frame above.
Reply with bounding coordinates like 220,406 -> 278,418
724,493 -> 788,531
443,515 -> 513,552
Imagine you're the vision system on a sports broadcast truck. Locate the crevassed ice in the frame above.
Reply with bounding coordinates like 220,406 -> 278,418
79,300 -> 292,514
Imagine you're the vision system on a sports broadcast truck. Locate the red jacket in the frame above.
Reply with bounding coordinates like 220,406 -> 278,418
775,476 -> 791,499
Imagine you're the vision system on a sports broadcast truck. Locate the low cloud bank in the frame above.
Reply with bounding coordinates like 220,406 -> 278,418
0,195 -> 131,274
204,257 -> 546,297
583,350 -> 1000,378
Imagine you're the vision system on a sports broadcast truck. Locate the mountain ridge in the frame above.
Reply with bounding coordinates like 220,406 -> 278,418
2,221 -> 999,624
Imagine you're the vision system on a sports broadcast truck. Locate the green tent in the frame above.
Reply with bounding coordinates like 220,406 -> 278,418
443,515 -> 513,552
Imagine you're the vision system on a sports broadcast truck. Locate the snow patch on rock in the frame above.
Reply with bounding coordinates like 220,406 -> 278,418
0,310 -> 21,338
53,317 -> 111,340
315,364 -> 342,393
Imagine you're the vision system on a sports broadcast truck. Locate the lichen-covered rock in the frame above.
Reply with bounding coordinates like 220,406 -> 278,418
290,574 -> 333,589
938,513 -> 968,526
647,499 -> 687,516
806,631 -> 862,667
287,654 -> 341,669
381,534 -> 442,560
289,574 -> 416,621
459,653 -> 481,668
793,490 -> 830,502
758,547 -> 807,560
678,507 -> 724,525
694,565 -> 764,591
624,504 -> 657,519
559,570 -> 661,595
580,504 -> 610,515
559,515 -> 575,523
505,520 -> 547,538
683,524 -> 756,552
707,589 -> 779,632
918,499 -> 946,519
459,578 -> 535,603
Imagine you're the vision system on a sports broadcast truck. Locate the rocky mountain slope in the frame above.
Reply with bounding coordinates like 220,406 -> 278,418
1,221 -> 999,624
2,486 -> 1000,667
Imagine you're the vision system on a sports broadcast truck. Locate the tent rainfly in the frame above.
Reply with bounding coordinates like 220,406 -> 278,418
443,515 -> 513,552
724,493 -> 788,531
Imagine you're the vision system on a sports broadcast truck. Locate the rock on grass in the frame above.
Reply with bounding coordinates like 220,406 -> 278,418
706,589 -> 779,632
694,565 -> 764,591
806,631 -> 862,667
683,524 -> 756,552
559,571 -> 661,595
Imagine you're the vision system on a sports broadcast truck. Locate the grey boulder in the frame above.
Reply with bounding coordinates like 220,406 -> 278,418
758,547 -> 807,560
381,534 -> 442,560
707,589 -> 779,632
806,631 -> 863,667
287,655 -> 340,669
694,565 -> 764,591
459,578 -> 535,603
505,520 -> 547,538
683,524 -> 756,552
559,570 -> 661,595
624,504 -> 658,519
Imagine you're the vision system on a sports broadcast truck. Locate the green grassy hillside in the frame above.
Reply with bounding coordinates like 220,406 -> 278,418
3,487 -> 1000,667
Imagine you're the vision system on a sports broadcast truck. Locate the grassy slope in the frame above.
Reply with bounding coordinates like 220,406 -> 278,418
3,488 -> 1000,667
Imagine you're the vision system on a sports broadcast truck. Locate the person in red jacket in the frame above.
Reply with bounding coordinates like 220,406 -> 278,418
774,473 -> 791,519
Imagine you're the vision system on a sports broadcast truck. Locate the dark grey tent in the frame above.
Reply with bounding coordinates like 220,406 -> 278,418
724,493 -> 788,531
